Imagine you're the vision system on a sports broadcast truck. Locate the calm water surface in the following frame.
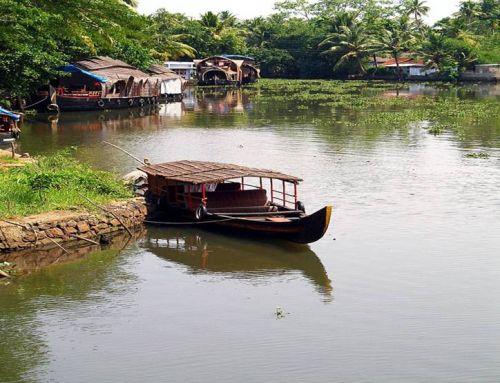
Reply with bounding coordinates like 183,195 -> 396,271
1,82 -> 500,382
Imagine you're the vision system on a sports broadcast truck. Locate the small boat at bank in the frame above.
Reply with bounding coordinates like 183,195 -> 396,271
139,160 -> 332,244
0,107 -> 21,139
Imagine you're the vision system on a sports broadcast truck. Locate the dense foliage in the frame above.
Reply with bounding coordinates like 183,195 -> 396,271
0,150 -> 132,217
0,0 -> 498,100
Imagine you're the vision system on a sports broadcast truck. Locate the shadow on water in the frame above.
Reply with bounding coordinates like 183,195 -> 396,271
142,226 -> 333,299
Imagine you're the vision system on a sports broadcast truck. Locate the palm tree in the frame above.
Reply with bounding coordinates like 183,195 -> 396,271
151,34 -> 196,60
404,0 -> 430,22
456,0 -> 482,24
200,11 -> 223,36
374,16 -> 415,80
121,0 -> 138,7
320,22 -> 376,74
218,11 -> 237,28
418,31 -> 452,72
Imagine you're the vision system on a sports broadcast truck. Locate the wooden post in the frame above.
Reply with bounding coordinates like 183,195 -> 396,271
241,177 -> 245,190
202,184 -> 206,206
282,180 -> 286,208
294,182 -> 298,209
270,178 -> 274,203
259,177 -> 262,189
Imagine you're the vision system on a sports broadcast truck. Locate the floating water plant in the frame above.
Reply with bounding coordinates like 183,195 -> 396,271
465,152 -> 490,159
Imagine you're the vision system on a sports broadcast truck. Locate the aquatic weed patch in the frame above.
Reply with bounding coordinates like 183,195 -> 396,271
248,80 -> 500,142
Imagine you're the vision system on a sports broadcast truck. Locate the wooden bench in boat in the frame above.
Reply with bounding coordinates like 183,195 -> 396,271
192,189 -> 268,209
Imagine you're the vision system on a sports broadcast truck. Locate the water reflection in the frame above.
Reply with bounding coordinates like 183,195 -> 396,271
0,231 -> 141,382
186,87 -> 254,114
142,227 -> 333,299
0,231 -> 141,274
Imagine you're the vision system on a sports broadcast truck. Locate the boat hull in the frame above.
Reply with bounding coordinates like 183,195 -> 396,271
148,206 -> 332,244
56,95 -> 160,111
208,206 -> 332,244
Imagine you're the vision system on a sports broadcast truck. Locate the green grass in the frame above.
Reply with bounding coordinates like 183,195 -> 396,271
0,155 -> 24,165
0,150 -> 133,218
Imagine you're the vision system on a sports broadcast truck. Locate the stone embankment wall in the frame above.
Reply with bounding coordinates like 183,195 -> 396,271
0,198 -> 148,252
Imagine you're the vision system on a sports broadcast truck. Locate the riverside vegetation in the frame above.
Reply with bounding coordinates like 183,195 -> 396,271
0,150 -> 133,218
1,0 -> 499,105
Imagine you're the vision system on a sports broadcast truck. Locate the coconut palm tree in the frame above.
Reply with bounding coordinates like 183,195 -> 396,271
374,16 -> 415,80
121,0 -> 138,7
150,34 -> 196,60
404,0 -> 430,22
320,22 -> 377,74
456,0 -> 482,24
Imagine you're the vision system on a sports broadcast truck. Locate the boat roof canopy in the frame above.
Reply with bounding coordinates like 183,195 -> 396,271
139,160 -> 302,184
0,107 -> 20,121
58,64 -> 109,83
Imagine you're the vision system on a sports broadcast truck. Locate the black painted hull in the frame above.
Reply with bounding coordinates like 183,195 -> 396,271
148,206 -> 332,244
56,95 -> 160,112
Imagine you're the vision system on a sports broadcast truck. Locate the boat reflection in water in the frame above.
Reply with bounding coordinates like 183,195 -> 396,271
142,227 -> 333,299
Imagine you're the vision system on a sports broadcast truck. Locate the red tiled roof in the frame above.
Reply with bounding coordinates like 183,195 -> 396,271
383,57 -> 424,66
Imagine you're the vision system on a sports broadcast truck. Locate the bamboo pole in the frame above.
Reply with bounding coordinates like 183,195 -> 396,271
102,141 -> 146,165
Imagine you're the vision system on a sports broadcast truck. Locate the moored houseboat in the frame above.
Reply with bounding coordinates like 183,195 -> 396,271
195,56 -> 260,86
195,56 -> 243,86
38,56 -> 165,112
139,160 -> 332,244
222,55 -> 261,84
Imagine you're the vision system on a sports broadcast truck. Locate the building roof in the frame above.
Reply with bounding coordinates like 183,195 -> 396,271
139,160 -> 302,184
383,58 -> 424,67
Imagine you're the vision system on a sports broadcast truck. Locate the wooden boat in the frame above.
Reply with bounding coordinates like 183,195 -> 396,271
35,57 -> 182,112
139,160 -> 332,244
0,107 -> 21,139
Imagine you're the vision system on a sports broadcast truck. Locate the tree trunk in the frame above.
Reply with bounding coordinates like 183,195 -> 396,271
395,56 -> 401,82
17,96 -> 25,112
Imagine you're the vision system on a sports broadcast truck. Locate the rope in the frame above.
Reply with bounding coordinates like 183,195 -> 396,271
144,217 -> 235,226
24,96 -> 48,110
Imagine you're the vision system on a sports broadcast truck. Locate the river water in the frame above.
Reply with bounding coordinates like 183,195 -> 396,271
1,82 -> 500,382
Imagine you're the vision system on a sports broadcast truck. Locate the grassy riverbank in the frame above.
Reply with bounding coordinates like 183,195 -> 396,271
0,150 -> 132,218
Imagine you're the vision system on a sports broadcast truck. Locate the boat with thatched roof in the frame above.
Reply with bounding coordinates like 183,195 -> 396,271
194,56 -> 260,86
37,56 -> 175,112
139,160 -> 332,244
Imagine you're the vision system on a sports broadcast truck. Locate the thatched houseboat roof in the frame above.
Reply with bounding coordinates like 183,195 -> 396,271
61,56 -> 162,86
139,160 -> 302,184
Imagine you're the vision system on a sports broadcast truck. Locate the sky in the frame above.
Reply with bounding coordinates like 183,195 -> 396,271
137,0 -> 461,24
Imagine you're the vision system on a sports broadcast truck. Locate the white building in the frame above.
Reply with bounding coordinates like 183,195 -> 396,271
165,62 -> 196,80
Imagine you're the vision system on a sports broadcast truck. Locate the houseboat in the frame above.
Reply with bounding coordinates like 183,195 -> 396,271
223,55 -> 261,84
0,107 -> 21,139
38,56 -> 166,112
195,56 -> 260,86
140,160 -> 332,244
